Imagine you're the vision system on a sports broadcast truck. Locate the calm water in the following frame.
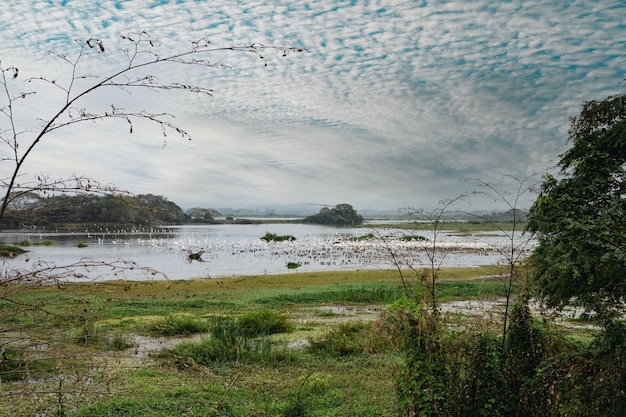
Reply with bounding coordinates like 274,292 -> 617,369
0,224 -> 533,281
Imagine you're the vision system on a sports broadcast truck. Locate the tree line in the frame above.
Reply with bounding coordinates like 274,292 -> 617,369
1,194 -> 365,229
1,192 -> 219,228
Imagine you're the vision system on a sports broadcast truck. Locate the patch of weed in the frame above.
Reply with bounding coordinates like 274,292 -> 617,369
146,314 -> 209,336
261,232 -> 296,242
0,244 -> 27,257
308,321 -> 371,357
236,310 -> 293,337
0,350 -> 56,382
102,332 -> 134,351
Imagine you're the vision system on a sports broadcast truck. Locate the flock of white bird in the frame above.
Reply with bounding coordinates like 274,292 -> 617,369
90,229 -> 536,275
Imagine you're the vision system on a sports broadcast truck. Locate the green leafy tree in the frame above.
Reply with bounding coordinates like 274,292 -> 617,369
527,92 -> 626,326
303,203 -> 363,226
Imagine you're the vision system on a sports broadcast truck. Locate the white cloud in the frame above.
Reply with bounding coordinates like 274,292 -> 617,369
0,0 -> 624,211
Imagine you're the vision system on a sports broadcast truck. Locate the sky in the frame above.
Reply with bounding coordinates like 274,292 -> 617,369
0,0 -> 624,213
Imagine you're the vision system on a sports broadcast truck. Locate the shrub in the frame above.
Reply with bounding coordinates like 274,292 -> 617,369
171,336 -> 244,366
261,232 -> 296,242
168,315 -> 249,365
236,310 -> 292,337
308,321 -> 370,357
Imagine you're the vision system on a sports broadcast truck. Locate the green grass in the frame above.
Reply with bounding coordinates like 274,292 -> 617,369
0,243 -> 27,257
386,221 -> 527,232
146,314 -> 210,336
0,267 -> 515,417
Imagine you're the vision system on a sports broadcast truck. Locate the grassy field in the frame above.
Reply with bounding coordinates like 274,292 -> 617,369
0,266 -> 513,416
379,221 -> 527,233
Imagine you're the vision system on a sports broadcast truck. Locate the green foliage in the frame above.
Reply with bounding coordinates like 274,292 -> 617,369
3,193 -> 186,227
303,203 -> 363,226
260,232 -> 296,242
308,321 -> 370,357
0,350 -> 56,382
147,314 -> 210,336
395,308 -> 446,417
459,333 -> 510,417
185,207 -> 219,223
504,300 -> 549,415
286,261 -> 301,269
399,234 -> 429,242
0,243 -> 26,257
164,311 -> 299,368
348,233 -> 376,241
76,242 -> 88,248
236,309 -> 292,337
521,92 -> 626,416
68,396 -> 232,417
527,92 -> 626,325
71,322 -> 105,346
559,321 -> 626,416
170,335 -> 244,365
168,315 -> 248,365
256,282 -> 404,307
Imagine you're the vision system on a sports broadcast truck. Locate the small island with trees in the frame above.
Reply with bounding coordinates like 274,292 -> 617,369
302,203 -> 363,226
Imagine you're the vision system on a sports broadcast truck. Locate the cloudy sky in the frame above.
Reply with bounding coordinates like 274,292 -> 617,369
0,1 -> 624,212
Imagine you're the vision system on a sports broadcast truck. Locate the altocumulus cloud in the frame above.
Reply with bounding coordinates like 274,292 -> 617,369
0,0 -> 624,211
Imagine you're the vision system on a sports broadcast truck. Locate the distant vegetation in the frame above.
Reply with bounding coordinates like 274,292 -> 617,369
0,243 -> 26,257
260,232 -> 296,242
303,203 -> 363,226
1,193 -> 220,228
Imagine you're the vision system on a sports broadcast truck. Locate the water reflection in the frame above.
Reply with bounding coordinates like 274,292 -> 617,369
0,224 -> 534,281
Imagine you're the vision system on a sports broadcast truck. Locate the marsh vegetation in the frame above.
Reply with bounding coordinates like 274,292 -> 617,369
0,267 -> 519,416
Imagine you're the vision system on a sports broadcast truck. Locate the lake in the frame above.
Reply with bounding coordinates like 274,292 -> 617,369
0,223 -> 534,281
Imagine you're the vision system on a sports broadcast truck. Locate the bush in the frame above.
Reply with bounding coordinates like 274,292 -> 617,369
261,232 -> 296,242
171,336 -> 244,366
167,315 -> 249,366
308,321 -> 370,357
236,310 -> 292,337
